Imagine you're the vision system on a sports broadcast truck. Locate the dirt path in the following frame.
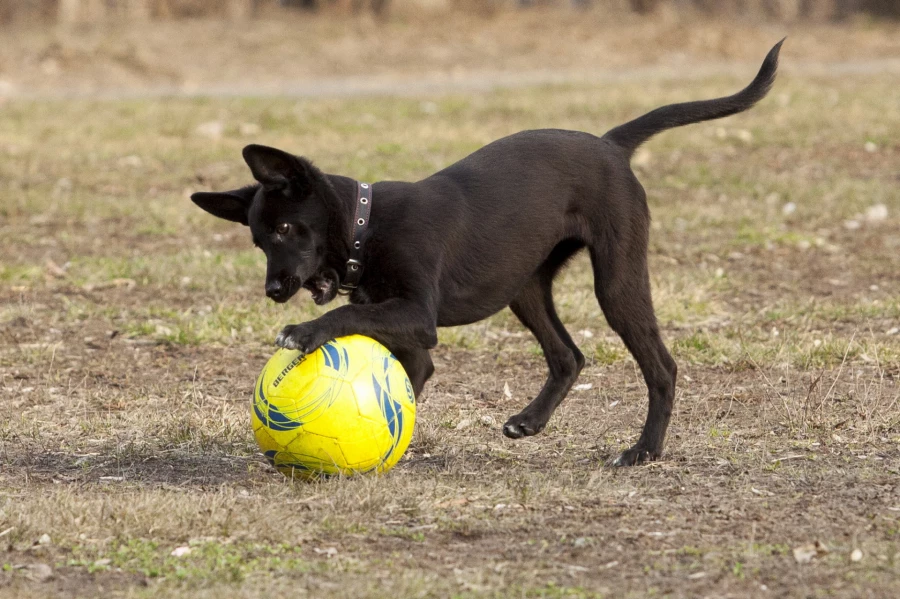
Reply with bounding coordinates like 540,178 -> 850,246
4,57 -> 900,101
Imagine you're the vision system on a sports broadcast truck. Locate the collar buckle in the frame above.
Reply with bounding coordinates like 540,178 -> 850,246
342,259 -> 362,289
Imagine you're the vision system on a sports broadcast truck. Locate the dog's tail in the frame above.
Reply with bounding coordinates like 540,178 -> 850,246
602,39 -> 784,158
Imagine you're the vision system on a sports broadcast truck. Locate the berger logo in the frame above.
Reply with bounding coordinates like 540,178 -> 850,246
272,354 -> 304,388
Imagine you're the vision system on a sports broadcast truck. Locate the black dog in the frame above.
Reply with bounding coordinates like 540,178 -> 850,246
191,41 -> 782,466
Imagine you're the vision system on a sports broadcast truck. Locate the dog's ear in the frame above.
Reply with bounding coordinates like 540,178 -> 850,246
190,185 -> 258,225
242,144 -> 312,189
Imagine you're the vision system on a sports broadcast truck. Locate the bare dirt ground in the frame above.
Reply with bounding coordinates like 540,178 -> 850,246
1,11 -> 899,599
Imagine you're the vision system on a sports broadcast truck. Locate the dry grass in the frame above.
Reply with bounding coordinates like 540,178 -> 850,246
1,18 -> 899,599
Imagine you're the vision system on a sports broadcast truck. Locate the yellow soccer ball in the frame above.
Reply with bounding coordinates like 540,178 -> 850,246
251,335 -> 416,480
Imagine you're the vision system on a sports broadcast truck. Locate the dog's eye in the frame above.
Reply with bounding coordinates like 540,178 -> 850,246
275,223 -> 291,235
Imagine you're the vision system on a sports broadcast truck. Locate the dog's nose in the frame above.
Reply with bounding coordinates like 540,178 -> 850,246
265,280 -> 284,299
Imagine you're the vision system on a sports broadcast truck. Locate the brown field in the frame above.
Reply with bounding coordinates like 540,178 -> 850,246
1,12 -> 899,599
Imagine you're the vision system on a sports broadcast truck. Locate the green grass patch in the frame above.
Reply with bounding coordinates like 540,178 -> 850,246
592,342 -> 625,366
65,538 -> 311,582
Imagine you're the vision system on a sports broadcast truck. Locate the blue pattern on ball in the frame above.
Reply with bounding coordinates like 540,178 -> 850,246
372,355 -> 404,463
254,376 -> 302,431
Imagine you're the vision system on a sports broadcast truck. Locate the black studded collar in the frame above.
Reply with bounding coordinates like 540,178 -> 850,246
339,181 -> 371,292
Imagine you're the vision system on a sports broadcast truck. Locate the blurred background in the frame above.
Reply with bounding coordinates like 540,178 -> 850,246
3,0 -> 900,22
1,0 -> 899,99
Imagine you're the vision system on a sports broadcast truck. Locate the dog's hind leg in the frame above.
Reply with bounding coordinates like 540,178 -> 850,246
589,239 -> 677,466
502,249 -> 586,439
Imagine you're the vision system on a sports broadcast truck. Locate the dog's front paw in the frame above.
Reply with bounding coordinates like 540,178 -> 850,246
275,323 -> 330,355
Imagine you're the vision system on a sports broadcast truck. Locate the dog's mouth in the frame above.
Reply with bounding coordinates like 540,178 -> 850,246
302,273 -> 338,306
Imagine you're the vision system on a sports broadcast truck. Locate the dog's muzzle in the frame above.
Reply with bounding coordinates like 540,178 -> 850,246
265,278 -> 298,303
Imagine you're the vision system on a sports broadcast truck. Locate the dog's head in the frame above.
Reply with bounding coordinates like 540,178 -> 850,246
191,145 -> 343,306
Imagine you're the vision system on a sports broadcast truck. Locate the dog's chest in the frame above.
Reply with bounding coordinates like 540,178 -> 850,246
348,287 -> 374,305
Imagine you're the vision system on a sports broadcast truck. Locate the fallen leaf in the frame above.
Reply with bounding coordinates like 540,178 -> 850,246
865,204 -> 888,222
435,497 -> 469,509
503,382 -> 512,399
195,121 -> 224,140
117,155 -> 143,168
83,278 -> 137,292
633,148 -> 653,168
735,129 -> 753,143
793,545 -> 815,564
793,541 -> 828,564
25,563 -> 53,582
45,259 -> 67,278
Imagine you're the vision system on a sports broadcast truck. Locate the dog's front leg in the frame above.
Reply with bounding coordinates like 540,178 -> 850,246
275,298 -> 438,355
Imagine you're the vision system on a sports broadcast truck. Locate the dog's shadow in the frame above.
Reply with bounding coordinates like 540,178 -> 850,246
1,444 -> 262,488
2,439 -> 628,489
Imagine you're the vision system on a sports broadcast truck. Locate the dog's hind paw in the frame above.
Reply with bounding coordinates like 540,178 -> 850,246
611,445 -> 660,467
502,414 -> 545,439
